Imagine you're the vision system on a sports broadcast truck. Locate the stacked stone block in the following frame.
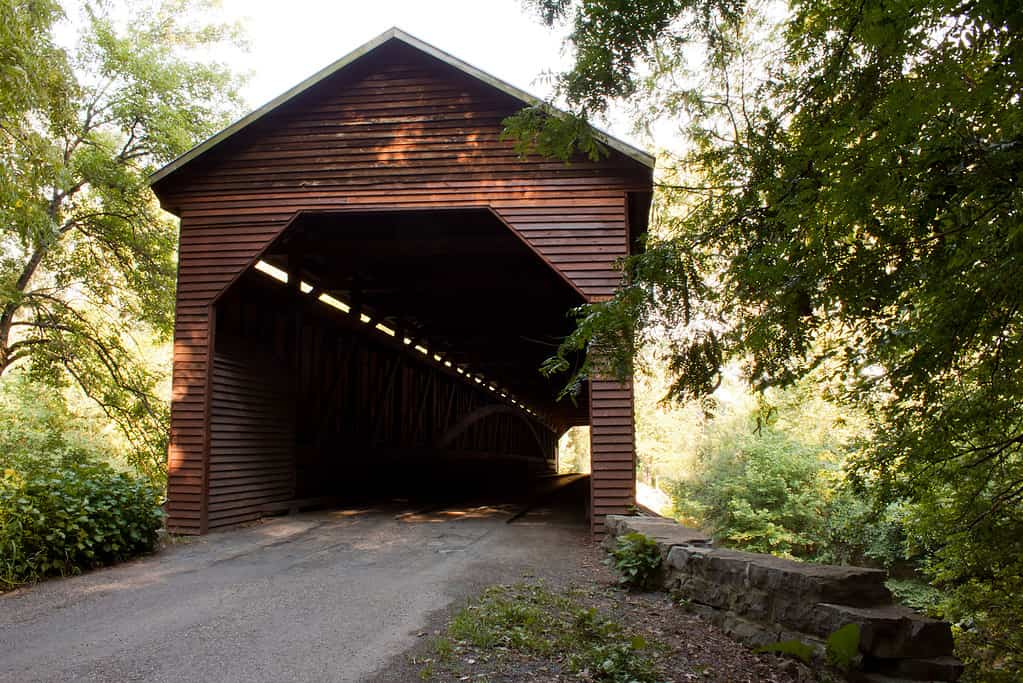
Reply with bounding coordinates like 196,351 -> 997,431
604,515 -> 963,682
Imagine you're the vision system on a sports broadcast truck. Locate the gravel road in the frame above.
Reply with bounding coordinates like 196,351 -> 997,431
0,490 -> 591,682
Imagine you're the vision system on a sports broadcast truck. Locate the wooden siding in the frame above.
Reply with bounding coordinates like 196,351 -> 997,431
157,41 -> 648,534
589,379 -> 637,536
207,352 -> 296,530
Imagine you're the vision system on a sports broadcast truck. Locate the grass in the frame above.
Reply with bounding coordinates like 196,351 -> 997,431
421,582 -> 664,682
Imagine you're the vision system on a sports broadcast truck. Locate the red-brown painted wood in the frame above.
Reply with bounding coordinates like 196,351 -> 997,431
588,378 -> 637,536
154,38 -> 650,534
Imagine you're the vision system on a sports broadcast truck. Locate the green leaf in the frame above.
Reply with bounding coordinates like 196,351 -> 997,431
825,623 -> 860,669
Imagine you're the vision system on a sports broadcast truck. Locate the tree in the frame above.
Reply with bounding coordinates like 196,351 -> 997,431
516,0 -> 1022,676
0,0 -> 244,481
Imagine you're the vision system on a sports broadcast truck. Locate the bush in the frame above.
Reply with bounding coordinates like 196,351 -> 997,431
606,532 -> 662,590
815,496 -> 908,570
672,426 -> 836,558
0,372 -> 164,589
671,419 -> 910,570
0,460 -> 163,589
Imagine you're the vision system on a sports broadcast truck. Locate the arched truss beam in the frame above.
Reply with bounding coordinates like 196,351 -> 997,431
436,403 -> 551,459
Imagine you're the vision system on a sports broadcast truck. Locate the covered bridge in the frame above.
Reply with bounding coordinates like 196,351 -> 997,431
150,28 -> 654,536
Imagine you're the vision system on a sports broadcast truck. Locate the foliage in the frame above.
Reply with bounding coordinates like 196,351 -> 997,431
0,0 -> 245,481
0,370 -> 115,468
886,578 -> 942,615
815,496 -> 906,571
0,0 -> 69,120
0,370 -> 162,588
519,0 -> 1022,677
825,623 -> 860,670
449,583 -> 567,654
673,426 -> 829,557
502,104 -> 607,162
0,459 -> 163,589
753,624 -> 859,670
634,343 -> 705,487
605,531 -> 662,590
558,425 -> 591,474
669,374 -> 908,567
675,444 -> 910,567
573,637 -> 657,683
439,583 -> 659,682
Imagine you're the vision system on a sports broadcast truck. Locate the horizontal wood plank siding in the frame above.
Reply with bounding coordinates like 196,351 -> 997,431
207,353 -> 295,529
165,312 -> 208,534
589,378 -> 637,537
158,42 -> 647,534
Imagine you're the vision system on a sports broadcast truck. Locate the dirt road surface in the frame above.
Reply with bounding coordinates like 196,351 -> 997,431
0,490 -> 591,682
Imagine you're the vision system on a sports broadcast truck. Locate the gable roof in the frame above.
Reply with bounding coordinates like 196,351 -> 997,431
149,27 -> 655,186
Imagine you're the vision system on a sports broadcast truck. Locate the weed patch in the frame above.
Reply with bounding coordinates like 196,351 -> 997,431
605,532 -> 662,591
423,582 -> 662,681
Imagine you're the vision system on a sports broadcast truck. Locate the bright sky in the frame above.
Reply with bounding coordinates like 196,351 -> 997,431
219,0 -> 574,121
54,0 -> 646,150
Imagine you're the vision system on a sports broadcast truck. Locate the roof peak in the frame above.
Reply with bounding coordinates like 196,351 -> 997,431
150,27 -> 654,186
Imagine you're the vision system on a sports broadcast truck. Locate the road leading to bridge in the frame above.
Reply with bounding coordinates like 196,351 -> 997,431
0,484 -> 590,683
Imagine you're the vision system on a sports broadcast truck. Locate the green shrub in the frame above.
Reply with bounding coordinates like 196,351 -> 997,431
606,532 -> 662,590
672,427 -> 836,558
886,579 -> 942,614
815,496 -> 908,570
671,420 -> 910,570
570,636 -> 658,683
0,373 -> 114,471
0,460 -> 163,589
0,372 -> 164,589
754,624 -> 861,670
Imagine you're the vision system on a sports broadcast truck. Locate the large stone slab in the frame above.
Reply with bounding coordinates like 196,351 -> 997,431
605,515 -> 962,681
666,545 -> 891,606
688,604 -> 794,649
812,603 -> 955,659
604,515 -> 711,555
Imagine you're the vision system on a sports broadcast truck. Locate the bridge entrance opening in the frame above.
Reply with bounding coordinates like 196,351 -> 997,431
205,209 -> 590,525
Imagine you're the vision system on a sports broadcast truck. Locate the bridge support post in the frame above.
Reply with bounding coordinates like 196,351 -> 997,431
588,377 -> 636,537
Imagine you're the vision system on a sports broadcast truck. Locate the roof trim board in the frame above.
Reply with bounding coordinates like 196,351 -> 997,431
149,27 -> 655,186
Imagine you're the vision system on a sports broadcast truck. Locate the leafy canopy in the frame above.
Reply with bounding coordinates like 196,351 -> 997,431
0,0 -> 244,480
516,0 -> 1022,676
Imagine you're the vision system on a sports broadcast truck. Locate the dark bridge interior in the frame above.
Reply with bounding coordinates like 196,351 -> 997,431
207,209 -> 589,525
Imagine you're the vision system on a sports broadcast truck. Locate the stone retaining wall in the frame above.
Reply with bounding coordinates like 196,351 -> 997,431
604,515 -> 963,682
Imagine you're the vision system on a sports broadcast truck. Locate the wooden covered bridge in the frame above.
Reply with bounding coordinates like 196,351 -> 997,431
151,28 -> 654,536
